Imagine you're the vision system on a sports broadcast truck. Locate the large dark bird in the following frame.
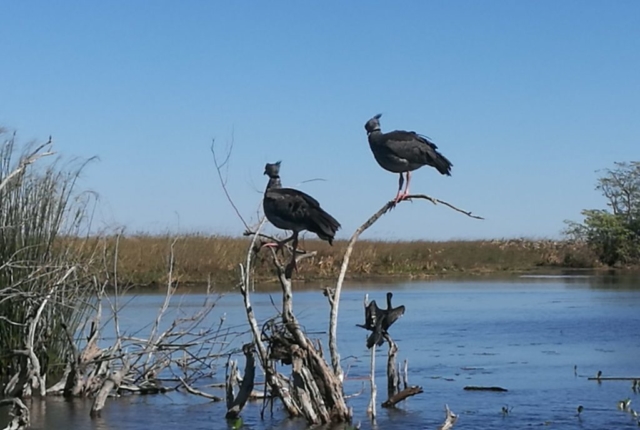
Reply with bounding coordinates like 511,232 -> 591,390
365,114 -> 453,203
263,161 -> 341,248
359,292 -> 406,349
356,300 -> 384,332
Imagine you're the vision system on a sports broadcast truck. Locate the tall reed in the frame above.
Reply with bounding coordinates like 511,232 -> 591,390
0,128 -> 96,384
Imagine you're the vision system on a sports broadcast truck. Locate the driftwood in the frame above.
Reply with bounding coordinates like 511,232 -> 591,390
225,343 -> 256,419
438,404 -> 458,430
90,365 -> 129,417
179,377 -> 222,401
0,398 -> 30,430
382,386 -> 425,408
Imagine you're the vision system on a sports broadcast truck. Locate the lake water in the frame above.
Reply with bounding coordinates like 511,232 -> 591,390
5,273 -> 640,429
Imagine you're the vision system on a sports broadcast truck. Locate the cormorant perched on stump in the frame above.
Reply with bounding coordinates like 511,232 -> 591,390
357,292 -> 406,349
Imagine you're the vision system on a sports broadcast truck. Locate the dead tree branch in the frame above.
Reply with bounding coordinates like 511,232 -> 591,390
90,363 -> 130,417
0,398 -> 30,430
329,195 -> 482,380
179,377 -> 223,401
438,404 -> 458,430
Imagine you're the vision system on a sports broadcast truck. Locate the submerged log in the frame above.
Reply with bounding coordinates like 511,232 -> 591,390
587,377 -> 640,381
463,386 -> 508,392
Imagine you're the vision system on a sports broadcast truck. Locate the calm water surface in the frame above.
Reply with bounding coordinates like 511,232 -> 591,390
8,274 -> 640,429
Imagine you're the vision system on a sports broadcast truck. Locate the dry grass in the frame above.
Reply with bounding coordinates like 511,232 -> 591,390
86,234 -> 598,288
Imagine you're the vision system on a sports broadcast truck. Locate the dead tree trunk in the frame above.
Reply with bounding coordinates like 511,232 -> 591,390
235,219 -> 351,425
381,335 -> 423,408
90,364 -> 129,417
268,239 -> 351,424
225,343 -> 256,419
0,398 -> 30,430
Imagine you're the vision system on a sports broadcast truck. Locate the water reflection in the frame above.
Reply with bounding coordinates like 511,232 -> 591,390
4,274 -> 640,430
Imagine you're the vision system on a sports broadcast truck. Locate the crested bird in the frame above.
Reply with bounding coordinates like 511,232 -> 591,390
364,114 -> 453,203
364,292 -> 406,349
263,161 -> 341,251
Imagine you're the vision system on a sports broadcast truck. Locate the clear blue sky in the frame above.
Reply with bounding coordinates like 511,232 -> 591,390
1,1 -> 638,241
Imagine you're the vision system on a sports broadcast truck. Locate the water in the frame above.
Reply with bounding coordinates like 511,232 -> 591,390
5,274 -> 640,429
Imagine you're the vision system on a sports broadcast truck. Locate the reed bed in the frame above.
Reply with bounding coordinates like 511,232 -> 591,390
0,129 -> 97,383
96,234 -> 598,288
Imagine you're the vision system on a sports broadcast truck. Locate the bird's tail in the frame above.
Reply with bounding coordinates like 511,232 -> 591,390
432,151 -> 453,176
366,329 -> 385,349
308,208 -> 341,245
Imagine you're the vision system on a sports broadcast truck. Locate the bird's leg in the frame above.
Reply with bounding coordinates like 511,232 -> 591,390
285,232 -> 300,276
401,171 -> 412,199
393,173 -> 405,204
262,233 -> 296,253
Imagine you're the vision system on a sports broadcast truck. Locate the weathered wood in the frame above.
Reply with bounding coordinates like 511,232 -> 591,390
463,386 -> 508,392
438,404 -> 458,430
237,220 -> 301,418
291,349 -> 326,424
386,337 -> 399,400
0,398 -> 30,430
381,386 -> 424,408
225,343 -> 256,419
90,367 -> 128,417
179,377 -> 223,401
367,343 -> 377,419
268,243 -> 351,425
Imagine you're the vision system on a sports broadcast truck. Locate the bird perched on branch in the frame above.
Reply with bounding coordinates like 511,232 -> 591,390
357,292 -> 406,349
263,161 -> 341,250
364,114 -> 453,203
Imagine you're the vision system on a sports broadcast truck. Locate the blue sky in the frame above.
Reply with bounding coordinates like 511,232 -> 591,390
1,1 -> 638,241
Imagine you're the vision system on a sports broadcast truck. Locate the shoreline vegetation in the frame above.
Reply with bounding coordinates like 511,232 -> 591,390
94,234 -> 604,288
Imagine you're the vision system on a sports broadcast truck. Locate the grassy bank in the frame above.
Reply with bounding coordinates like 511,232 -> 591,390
98,234 -> 599,287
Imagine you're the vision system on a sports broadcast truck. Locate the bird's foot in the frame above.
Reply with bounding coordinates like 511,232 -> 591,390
261,241 -> 287,254
390,193 -> 409,208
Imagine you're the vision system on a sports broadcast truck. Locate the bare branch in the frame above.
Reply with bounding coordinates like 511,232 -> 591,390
438,404 -> 458,430
179,377 -> 223,402
211,137 -> 250,231
329,194 -> 482,379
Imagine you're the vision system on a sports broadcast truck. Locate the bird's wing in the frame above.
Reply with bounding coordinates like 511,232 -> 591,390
381,130 -> 440,160
264,187 -> 319,223
379,130 -> 453,175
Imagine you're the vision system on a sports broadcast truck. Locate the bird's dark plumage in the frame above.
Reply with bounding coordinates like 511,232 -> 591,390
365,114 -> 452,202
359,292 -> 406,349
263,161 -> 341,244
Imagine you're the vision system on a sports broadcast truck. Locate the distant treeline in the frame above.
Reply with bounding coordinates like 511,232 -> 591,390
78,234 -> 600,288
